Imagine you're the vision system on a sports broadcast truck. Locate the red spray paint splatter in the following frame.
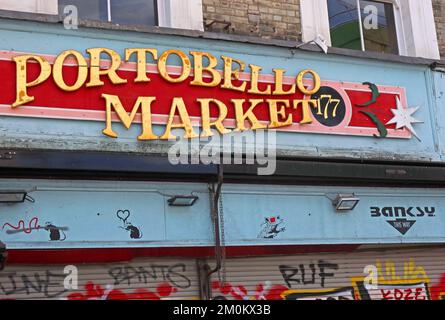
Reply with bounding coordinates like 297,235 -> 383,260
431,274 -> 445,300
212,281 -> 288,300
67,281 -> 177,300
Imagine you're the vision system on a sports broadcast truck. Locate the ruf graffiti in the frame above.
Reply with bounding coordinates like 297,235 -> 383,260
279,261 -> 339,288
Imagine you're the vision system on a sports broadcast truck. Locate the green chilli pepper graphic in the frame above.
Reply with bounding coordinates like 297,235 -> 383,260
360,111 -> 388,138
357,82 -> 380,107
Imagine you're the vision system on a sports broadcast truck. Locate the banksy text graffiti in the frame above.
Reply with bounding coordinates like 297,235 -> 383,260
370,206 -> 436,235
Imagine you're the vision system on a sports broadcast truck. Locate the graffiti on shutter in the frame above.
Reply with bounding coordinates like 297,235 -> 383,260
0,258 -> 199,300
210,247 -> 445,300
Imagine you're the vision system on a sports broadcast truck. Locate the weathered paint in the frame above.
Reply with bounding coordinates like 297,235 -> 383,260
0,18 -> 442,162
1,179 -> 445,249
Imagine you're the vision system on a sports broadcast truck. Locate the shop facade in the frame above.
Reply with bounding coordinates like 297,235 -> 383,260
1,12 -> 445,300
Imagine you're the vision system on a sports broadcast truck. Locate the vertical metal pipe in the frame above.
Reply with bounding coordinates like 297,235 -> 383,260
356,0 -> 365,51
107,0 -> 112,22
0,241 -> 7,271
197,259 -> 211,300
206,165 -> 223,300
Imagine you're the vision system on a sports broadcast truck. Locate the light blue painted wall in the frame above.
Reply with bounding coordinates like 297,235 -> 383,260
1,20 -> 445,249
0,179 -> 212,249
0,19 -> 442,162
1,179 -> 444,249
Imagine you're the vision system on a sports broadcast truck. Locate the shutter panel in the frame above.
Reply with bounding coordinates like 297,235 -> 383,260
211,246 -> 445,300
0,258 -> 200,300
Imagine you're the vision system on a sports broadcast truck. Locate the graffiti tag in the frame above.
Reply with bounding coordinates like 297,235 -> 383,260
279,261 -> 339,288
108,264 -> 191,289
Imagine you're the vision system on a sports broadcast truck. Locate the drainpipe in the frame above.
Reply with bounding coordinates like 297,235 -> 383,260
204,164 -> 223,300
0,241 -> 7,271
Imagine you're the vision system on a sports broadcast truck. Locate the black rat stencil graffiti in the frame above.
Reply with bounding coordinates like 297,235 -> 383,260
2,218 -> 68,241
43,222 -> 67,241
258,216 -> 286,239
116,210 -> 143,239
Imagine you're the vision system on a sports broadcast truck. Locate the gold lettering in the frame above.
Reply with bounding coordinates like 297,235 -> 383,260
86,48 -> 127,87
101,94 -> 158,141
160,97 -> 198,140
293,99 -> 318,124
221,55 -> 247,92
12,55 -> 51,107
296,69 -> 321,95
158,49 -> 191,83
53,50 -> 88,91
125,48 -> 158,82
268,99 -> 292,128
190,51 -> 221,87
198,98 -> 231,137
272,69 -> 295,95
231,99 -> 267,131
248,64 -> 271,95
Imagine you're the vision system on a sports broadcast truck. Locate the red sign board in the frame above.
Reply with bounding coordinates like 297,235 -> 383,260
0,50 -> 411,140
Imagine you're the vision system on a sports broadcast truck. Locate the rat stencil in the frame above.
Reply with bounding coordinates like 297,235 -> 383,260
116,210 -> 143,239
257,216 -> 286,239
44,222 -> 68,241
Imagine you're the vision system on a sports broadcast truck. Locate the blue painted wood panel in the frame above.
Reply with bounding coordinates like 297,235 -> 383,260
1,179 -> 445,248
0,19 -> 442,162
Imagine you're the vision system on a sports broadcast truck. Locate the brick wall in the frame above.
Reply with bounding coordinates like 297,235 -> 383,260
202,0 -> 301,41
433,0 -> 445,58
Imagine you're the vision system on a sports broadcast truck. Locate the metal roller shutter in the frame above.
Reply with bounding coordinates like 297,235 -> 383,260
211,246 -> 445,300
0,258 -> 200,300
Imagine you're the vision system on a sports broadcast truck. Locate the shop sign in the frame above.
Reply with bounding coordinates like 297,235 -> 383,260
0,48 -> 421,141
